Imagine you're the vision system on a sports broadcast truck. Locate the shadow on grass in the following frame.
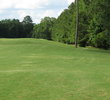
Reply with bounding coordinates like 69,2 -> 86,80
84,47 -> 110,54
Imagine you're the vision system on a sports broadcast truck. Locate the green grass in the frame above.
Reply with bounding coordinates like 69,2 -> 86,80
0,38 -> 110,100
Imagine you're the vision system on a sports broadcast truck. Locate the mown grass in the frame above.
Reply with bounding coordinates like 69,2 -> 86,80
0,38 -> 110,100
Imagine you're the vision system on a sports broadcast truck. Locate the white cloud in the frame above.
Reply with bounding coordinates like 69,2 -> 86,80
67,0 -> 75,5
17,9 -> 61,23
0,0 -> 49,9
41,10 -> 58,18
14,0 -> 49,9
0,10 -> 3,14
0,0 -> 14,9
0,0 -> 73,23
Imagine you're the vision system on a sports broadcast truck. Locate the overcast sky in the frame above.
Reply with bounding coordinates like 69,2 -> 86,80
0,0 -> 75,23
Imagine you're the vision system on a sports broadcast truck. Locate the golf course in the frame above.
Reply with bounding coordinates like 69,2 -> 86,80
0,38 -> 110,100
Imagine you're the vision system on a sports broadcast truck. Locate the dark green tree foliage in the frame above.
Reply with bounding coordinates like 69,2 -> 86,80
52,3 -> 76,44
32,17 -> 56,40
22,16 -> 33,24
0,16 -> 33,38
0,19 -> 24,38
87,0 -> 110,49
51,0 -> 110,49
22,16 -> 34,37
78,0 -> 92,47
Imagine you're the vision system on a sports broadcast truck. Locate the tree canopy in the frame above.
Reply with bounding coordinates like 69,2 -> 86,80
32,17 -> 56,40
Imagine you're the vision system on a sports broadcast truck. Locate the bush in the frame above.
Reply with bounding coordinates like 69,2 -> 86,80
89,31 -> 110,49
95,32 -> 110,49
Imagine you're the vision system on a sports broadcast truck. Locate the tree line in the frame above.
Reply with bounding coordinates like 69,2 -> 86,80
32,0 -> 110,49
0,0 -> 110,49
0,16 -> 33,38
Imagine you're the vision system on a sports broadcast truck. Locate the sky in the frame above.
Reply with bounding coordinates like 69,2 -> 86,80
0,0 -> 75,23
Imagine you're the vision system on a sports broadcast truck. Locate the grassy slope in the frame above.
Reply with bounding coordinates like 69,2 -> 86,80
0,38 -> 110,100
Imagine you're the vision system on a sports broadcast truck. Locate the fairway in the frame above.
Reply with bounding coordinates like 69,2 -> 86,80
0,38 -> 110,100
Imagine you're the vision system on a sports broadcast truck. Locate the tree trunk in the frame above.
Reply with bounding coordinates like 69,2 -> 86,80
75,0 -> 79,48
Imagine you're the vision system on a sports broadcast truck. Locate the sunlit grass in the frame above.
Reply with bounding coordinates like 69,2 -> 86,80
0,38 -> 110,100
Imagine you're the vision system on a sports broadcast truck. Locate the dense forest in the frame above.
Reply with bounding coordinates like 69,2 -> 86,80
0,0 -> 110,49
0,16 -> 33,38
